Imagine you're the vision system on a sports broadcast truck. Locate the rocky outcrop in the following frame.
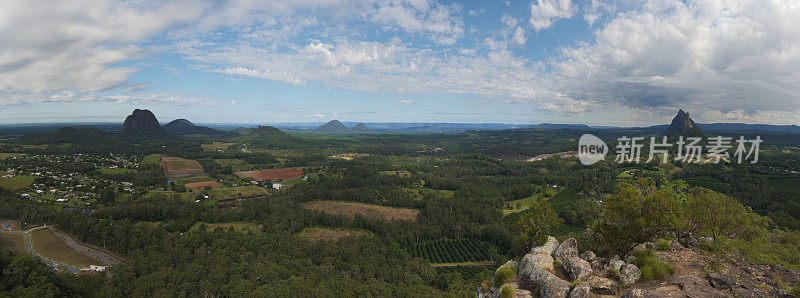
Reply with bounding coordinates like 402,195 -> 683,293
552,238 -> 578,262
563,257 -> 592,281
619,264 -> 642,286
531,236 -> 559,255
121,109 -> 162,133
578,251 -> 595,262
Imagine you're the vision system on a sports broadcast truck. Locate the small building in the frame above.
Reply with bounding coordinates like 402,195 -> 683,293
272,183 -> 284,189
1,224 -> 16,231
89,265 -> 106,272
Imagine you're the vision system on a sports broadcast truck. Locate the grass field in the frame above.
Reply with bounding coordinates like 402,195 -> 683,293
303,201 -> 419,222
185,181 -> 224,189
379,170 -> 412,177
29,229 -> 100,267
214,159 -> 252,172
142,154 -> 165,165
99,168 -> 136,175
207,186 -> 267,200
235,168 -> 304,181
0,233 -> 29,255
0,175 -> 34,191
297,226 -> 371,242
188,221 -> 261,233
161,157 -> 205,178
502,186 -> 559,216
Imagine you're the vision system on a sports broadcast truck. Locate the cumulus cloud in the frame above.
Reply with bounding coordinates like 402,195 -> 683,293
550,0 -> 800,121
0,0 -> 207,99
530,0 -> 575,31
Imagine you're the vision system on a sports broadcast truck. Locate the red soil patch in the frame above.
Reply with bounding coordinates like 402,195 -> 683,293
185,181 -> 224,189
235,168 -> 303,181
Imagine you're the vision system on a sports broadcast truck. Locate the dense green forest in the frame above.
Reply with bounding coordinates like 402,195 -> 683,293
2,126 -> 800,296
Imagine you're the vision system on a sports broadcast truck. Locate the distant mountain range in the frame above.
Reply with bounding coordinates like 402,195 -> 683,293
312,120 -> 372,133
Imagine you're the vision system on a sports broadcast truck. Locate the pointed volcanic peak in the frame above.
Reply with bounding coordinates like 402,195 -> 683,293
314,120 -> 349,133
350,122 -> 371,132
666,109 -> 703,136
120,109 -> 164,134
163,119 -> 223,135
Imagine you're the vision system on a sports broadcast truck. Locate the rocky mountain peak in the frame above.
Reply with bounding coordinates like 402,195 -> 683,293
666,109 -> 700,134
121,109 -> 162,133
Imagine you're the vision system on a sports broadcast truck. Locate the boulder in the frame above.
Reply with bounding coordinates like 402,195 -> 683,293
679,233 -> 699,248
553,238 -> 578,262
520,253 -> 554,274
531,236 -> 560,255
579,251 -> 596,262
520,266 -> 570,298
591,258 -> 625,277
668,240 -> 684,251
568,282 -> 591,298
563,257 -> 593,281
619,264 -> 642,286
707,272 -> 737,290
501,260 -> 519,269
620,289 -> 650,298
668,275 -> 727,298
585,276 -> 618,295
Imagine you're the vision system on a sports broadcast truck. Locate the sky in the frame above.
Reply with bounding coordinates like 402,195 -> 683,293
1,0 -> 799,126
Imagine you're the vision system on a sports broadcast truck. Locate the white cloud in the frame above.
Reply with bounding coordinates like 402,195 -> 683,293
125,83 -> 148,93
550,0 -> 800,121
397,100 -> 415,103
512,27 -> 527,46
215,66 -> 305,85
530,0 -> 575,31
0,0 -> 207,100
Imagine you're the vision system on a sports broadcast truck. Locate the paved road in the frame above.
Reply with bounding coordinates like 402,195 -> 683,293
0,225 -> 80,273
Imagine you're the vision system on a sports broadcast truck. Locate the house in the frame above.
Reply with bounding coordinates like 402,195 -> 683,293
272,183 -> 283,189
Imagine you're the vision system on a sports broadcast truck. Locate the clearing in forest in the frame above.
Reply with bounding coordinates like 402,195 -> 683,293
185,181 -> 224,189
303,201 -> 419,222
235,167 -> 303,181
161,157 -> 204,178
298,226 -> 371,242
0,233 -> 29,255
29,229 -> 106,267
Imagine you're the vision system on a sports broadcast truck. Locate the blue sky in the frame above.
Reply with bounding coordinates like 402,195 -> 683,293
1,0 -> 799,126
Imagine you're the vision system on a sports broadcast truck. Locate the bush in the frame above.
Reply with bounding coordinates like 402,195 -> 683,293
513,200 -> 563,254
631,250 -> 674,281
493,265 -> 517,287
656,239 -> 671,251
500,284 -> 515,298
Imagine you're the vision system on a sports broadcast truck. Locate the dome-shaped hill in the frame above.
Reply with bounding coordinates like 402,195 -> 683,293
314,120 -> 349,133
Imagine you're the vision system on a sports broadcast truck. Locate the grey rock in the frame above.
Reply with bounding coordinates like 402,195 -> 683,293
668,240 -> 684,251
620,264 -> 642,286
520,266 -> 570,298
643,242 -> 655,250
620,289 -> 650,298
520,253 -> 554,276
568,282 -> 591,298
633,243 -> 647,252
579,251 -> 596,262
501,260 -> 519,269
563,256 -> 593,281
668,275 -> 727,298
707,272 -> 737,290
679,233 -> 699,248
553,238 -> 578,262
531,236 -> 560,255
585,276 -> 618,295
590,258 -> 624,277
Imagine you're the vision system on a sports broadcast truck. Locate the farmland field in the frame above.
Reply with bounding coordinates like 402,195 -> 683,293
298,226 -> 371,242
0,233 -> 29,255
141,154 -> 165,165
144,191 -> 197,202
29,229 -> 101,267
0,175 -> 34,191
303,201 -> 419,222
201,142 -> 233,150
411,239 -> 494,264
185,181 -> 224,189
207,186 -> 267,200
161,157 -> 205,178
235,167 -> 303,181
502,186 -> 559,216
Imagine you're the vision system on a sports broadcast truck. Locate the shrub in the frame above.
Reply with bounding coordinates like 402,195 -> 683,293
513,200 -> 563,254
500,284 -> 515,298
656,239 -> 670,251
632,250 -> 674,281
493,265 -> 517,287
